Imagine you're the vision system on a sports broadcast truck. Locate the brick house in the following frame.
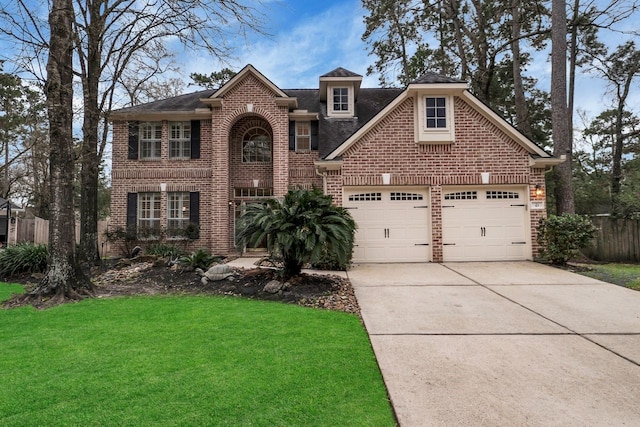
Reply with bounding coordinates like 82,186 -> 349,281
109,64 -> 562,262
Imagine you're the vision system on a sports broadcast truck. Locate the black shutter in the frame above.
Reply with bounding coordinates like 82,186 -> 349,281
288,121 -> 295,151
128,121 -> 139,159
310,121 -> 319,151
189,192 -> 200,239
126,193 -> 137,229
190,120 -> 201,159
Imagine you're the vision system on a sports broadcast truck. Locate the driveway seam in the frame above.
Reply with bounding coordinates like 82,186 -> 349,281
442,264 -> 640,368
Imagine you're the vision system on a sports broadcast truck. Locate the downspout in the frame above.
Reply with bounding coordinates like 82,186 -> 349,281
315,167 -> 328,195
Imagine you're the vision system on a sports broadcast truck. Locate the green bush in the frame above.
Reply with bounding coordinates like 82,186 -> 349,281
312,243 -> 352,271
179,249 -> 218,270
0,243 -> 49,276
537,214 -> 597,265
145,243 -> 185,259
237,188 -> 356,279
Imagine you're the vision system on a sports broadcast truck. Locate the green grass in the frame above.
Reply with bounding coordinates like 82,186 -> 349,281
0,284 -> 395,426
577,263 -> 640,290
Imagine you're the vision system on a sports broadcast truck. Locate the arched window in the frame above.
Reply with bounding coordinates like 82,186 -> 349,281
242,127 -> 271,163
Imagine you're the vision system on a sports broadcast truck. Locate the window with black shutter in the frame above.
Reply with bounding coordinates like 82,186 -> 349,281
189,192 -> 200,239
126,193 -> 138,234
288,121 -> 295,151
128,122 -> 139,159
190,120 -> 201,159
310,121 -> 319,151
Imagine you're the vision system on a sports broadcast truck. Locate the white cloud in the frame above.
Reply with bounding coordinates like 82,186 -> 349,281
183,0 -> 379,89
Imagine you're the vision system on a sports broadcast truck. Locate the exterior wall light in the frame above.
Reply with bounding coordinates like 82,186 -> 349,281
253,179 -> 259,188
480,172 -> 490,184
381,173 -> 391,185
535,184 -> 543,198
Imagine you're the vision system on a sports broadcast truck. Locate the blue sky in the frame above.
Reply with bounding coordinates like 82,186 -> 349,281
185,0 -> 378,89
178,0 -> 638,123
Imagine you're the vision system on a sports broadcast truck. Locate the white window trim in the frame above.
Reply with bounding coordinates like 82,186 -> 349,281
169,121 -> 191,159
139,122 -> 162,159
167,192 -> 190,236
295,121 -> 311,152
327,84 -> 354,117
416,94 -> 455,144
137,192 -> 161,233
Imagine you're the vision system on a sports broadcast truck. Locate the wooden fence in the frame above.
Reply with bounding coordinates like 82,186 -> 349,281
14,217 -> 110,257
583,217 -> 640,262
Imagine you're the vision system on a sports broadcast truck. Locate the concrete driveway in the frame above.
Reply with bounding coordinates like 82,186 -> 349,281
348,262 -> 640,426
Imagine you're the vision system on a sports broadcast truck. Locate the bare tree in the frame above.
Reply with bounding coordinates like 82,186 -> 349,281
18,0 -> 93,306
1,0 -> 267,263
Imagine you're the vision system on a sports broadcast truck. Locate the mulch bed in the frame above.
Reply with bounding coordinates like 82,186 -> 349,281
4,258 -> 360,316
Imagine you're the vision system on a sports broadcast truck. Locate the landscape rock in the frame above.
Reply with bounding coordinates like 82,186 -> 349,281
263,280 -> 283,293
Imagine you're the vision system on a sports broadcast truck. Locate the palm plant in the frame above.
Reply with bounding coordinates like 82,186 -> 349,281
236,188 -> 356,278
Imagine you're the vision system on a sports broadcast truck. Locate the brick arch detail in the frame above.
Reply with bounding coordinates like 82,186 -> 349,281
224,106 -> 276,133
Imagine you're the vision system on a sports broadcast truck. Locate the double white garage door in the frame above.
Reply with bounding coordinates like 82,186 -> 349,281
345,186 -> 530,263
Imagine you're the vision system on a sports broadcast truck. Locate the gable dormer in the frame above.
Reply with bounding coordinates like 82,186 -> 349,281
407,73 -> 467,144
319,67 -> 362,118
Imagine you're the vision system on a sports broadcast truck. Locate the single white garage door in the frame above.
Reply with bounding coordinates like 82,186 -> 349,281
344,187 -> 431,263
442,187 -> 530,261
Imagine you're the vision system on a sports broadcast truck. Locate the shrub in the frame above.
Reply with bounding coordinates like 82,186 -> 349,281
145,243 -> 185,259
312,243 -> 352,271
538,214 -> 597,265
179,249 -> 218,270
237,188 -> 356,279
0,243 -> 49,276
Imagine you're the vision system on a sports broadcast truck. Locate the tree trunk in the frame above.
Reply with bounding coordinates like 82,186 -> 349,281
26,0 -> 92,306
551,0 -> 575,214
511,0 -> 533,138
78,1 -> 103,264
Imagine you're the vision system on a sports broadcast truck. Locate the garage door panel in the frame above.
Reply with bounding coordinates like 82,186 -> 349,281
346,187 -> 431,263
442,187 -> 530,262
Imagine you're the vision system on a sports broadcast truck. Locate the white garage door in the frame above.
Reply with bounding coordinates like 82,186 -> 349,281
442,187 -> 530,261
344,187 -> 431,263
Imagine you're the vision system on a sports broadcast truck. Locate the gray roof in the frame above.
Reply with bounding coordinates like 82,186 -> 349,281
114,85 -> 403,159
320,67 -> 362,78
410,72 -> 466,84
114,89 -> 215,114
285,88 -> 402,158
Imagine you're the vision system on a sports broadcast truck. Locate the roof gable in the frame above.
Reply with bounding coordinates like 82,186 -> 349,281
321,67 -> 362,78
209,64 -> 289,99
325,86 -> 552,160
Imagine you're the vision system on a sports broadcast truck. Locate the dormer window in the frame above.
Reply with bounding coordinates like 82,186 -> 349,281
416,94 -> 455,143
425,97 -> 447,128
327,84 -> 354,117
333,88 -> 349,111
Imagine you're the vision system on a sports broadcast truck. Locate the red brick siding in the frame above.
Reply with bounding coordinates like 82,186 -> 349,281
110,74 -> 293,256
327,96 -> 539,262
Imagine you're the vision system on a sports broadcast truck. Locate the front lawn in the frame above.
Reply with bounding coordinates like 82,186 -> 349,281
0,284 -> 395,426
576,263 -> 640,290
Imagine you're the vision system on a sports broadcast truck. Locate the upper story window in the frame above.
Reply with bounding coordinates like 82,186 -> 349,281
333,87 -> 349,111
425,97 -> 447,129
139,122 -> 162,159
138,192 -> 161,232
327,84 -> 354,117
169,121 -> 191,159
167,192 -> 190,236
295,121 -> 311,152
242,127 -> 272,163
416,94 -> 455,144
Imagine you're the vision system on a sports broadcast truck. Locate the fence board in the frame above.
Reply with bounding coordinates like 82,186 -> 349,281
583,217 -> 640,262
